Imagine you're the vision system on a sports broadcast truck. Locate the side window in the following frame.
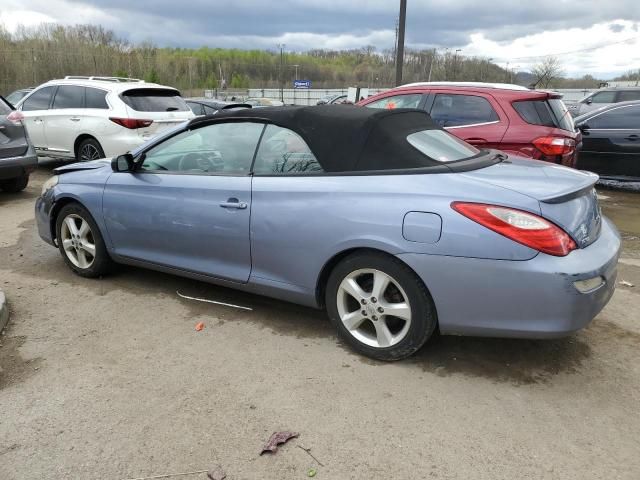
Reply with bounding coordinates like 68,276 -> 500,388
617,91 -> 640,102
140,122 -> 264,174
588,106 -> 640,129
365,94 -> 422,110
253,125 -> 323,175
187,102 -> 204,115
85,88 -> 109,109
52,85 -> 85,109
429,94 -> 499,127
590,91 -> 616,104
204,105 -> 217,115
21,86 -> 55,111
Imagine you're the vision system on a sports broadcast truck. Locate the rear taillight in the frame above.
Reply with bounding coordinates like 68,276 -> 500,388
6,110 -> 24,125
109,117 -> 153,129
532,136 -> 575,156
451,202 -> 576,256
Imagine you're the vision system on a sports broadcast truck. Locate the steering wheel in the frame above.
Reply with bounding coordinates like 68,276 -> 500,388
178,151 -> 223,172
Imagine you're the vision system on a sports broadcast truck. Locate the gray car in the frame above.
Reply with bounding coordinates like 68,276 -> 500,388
35,105 -> 620,360
567,87 -> 640,117
0,96 -> 38,192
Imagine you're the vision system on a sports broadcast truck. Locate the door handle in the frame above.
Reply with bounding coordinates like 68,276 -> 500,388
465,137 -> 487,145
220,198 -> 247,209
70,117 -> 81,122
624,134 -> 639,141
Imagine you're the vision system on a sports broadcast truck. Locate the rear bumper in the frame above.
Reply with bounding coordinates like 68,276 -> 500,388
0,145 -> 38,180
398,217 -> 621,338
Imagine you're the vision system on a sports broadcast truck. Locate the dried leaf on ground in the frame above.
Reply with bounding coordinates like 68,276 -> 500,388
260,431 -> 299,455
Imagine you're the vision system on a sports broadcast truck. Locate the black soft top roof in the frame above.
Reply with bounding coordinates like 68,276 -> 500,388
192,104 -> 452,173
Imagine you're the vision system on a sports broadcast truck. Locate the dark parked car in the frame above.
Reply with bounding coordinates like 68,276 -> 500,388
186,99 -> 251,116
0,96 -> 38,192
5,88 -> 34,107
567,87 -> 640,117
574,100 -> 640,180
359,82 -> 579,167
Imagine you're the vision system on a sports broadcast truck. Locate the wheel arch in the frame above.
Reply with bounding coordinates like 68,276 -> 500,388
315,247 -> 433,310
74,134 -> 102,159
49,196 -> 89,243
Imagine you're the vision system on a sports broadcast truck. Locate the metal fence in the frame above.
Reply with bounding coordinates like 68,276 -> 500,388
200,87 -> 601,105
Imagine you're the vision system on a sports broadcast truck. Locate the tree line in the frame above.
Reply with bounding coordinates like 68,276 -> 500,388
0,24 -> 631,96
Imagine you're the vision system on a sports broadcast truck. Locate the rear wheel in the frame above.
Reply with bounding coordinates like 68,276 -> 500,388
55,203 -> 113,277
76,138 -> 105,162
0,175 -> 29,192
325,251 -> 437,361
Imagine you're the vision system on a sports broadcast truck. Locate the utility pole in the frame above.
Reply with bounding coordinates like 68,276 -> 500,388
395,0 -> 407,86
427,48 -> 436,82
454,49 -> 462,80
277,43 -> 285,102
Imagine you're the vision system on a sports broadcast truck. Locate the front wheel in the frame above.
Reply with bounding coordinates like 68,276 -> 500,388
55,203 -> 113,277
325,252 -> 437,361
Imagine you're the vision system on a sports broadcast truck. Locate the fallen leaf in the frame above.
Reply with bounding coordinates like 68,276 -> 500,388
207,465 -> 226,480
308,468 -> 317,477
195,322 -> 205,331
260,431 -> 299,455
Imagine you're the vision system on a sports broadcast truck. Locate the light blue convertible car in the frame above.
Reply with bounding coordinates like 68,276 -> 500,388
36,105 -> 620,360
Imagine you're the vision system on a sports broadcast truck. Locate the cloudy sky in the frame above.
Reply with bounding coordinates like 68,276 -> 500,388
1,0 -> 639,78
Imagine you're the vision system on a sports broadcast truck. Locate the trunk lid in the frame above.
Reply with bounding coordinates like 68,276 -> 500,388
462,155 -> 602,248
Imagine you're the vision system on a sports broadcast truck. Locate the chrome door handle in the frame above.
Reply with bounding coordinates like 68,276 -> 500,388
624,134 -> 639,141
70,117 -> 81,122
220,199 -> 247,209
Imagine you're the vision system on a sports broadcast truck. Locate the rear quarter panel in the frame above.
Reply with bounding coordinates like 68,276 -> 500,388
250,173 -> 540,292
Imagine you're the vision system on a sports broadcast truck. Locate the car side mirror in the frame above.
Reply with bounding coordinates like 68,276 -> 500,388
577,123 -> 589,133
585,98 -> 593,105
112,153 -> 134,172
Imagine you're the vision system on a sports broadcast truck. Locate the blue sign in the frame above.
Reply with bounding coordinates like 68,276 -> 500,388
294,79 -> 311,89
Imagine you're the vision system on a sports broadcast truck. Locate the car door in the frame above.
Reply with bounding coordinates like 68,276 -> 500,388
424,92 -> 508,149
18,85 -> 56,151
577,104 -> 640,178
45,85 -> 86,157
102,121 -> 265,282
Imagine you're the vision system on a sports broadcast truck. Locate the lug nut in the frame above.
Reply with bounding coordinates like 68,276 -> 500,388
372,315 -> 378,321
361,310 -> 367,316
378,307 -> 384,313
361,299 -> 367,305
371,297 -> 377,303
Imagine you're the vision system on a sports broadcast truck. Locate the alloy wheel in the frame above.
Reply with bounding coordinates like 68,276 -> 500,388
80,143 -> 101,161
60,214 -> 96,269
336,268 -> 412,348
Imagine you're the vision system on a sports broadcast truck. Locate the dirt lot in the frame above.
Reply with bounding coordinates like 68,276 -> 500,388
1,162 -> 639,480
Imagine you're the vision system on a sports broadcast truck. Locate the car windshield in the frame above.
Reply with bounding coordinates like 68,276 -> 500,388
406,130 -> 480,163
121,88 -> 189,112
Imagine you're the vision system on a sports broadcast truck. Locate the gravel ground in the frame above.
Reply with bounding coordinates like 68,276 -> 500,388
1,162 -> 639,480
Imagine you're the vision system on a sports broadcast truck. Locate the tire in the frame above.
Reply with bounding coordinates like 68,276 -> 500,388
76,138 -> 105,162
325,251 -> 437,361
55,203 -> 113,278
0,175 -> 29,193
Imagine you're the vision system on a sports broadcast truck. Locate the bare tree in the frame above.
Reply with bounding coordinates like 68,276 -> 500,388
531,56 -> 564,88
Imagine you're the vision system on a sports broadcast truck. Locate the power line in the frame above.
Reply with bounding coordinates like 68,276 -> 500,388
493,35 -> 639,62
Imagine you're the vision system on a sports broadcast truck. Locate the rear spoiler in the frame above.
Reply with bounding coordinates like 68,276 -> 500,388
539,171 -> 598,204
515,90 -> 564,101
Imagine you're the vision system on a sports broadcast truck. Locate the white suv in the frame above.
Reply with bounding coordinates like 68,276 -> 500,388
15,76 -> 195,161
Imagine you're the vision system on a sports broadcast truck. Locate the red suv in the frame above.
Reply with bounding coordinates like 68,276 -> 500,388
358,82 -> 579,167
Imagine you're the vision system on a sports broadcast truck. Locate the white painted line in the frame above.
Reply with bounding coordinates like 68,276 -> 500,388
176,291 -> 253,311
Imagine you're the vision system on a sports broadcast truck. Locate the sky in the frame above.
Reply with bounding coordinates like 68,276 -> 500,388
1,0 -> 639,78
